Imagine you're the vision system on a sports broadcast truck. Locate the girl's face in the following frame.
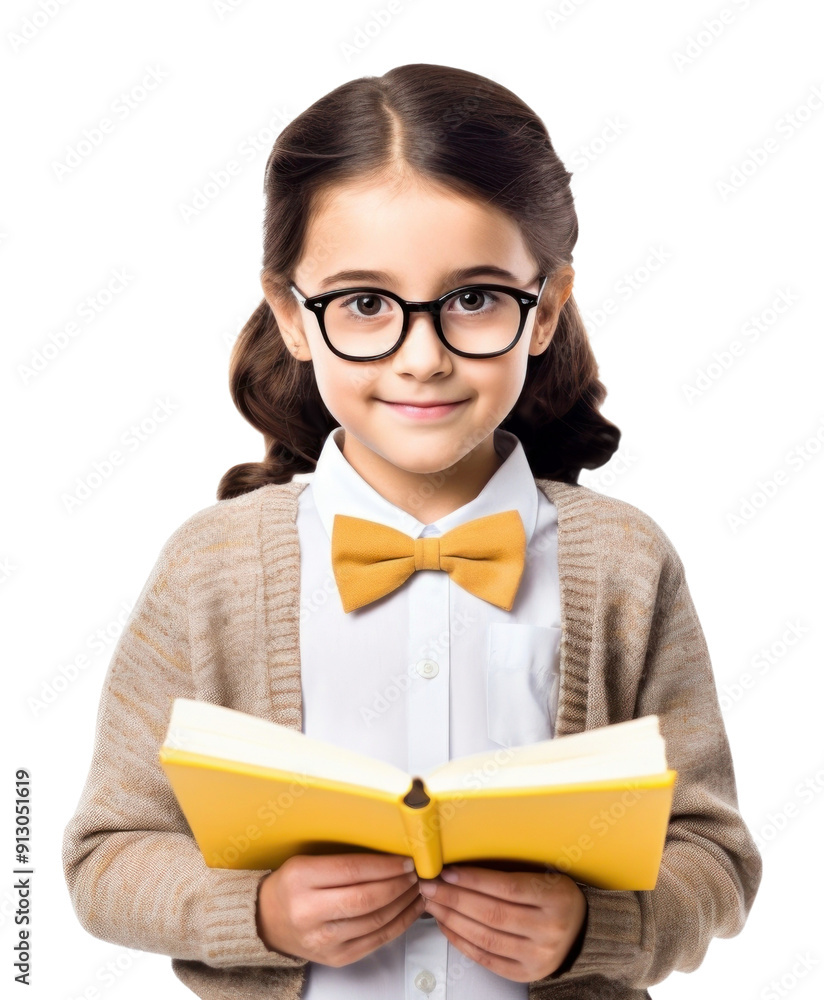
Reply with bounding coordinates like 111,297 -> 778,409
265,173 -> 573,512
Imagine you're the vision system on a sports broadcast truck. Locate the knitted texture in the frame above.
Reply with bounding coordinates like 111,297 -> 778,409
62,478 -> 762,999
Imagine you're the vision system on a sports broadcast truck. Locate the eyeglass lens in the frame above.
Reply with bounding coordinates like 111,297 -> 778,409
322,288 -> 522,357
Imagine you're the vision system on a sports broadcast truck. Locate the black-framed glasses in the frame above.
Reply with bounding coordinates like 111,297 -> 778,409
289,275 -> 548,361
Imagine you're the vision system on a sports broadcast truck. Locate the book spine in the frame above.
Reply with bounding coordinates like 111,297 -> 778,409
399,778 -> 443,879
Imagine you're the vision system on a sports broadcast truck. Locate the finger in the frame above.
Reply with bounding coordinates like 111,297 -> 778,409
438,865 -> 560,905
328,882 -> 425,958
322,871 -> 420,933
421,877 -> 538,937
431,909 -> 527,980
348,890 -> 427,960
424,894 -> 532,964
300,851 -> 414,889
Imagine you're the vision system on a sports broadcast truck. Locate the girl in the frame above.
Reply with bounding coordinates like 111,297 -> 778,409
62,63 -> 762,999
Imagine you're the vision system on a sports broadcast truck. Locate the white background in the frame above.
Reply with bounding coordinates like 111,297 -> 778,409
2,0 -> 823,997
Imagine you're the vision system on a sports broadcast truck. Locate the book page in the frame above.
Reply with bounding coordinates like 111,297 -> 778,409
164,698 -> 411,797
423,715 -> 667,795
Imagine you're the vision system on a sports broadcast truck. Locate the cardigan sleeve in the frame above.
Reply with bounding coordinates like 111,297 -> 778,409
541,546 -> 763,988
61,525 -> 309,971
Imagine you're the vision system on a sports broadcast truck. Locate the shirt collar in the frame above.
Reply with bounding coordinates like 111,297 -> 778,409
310,426 -> 538,544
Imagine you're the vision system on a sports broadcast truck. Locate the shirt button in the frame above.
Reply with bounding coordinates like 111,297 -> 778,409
416,659 -> 439,679
414,969 -> 437,993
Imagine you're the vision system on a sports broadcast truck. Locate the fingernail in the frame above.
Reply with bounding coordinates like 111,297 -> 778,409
403,858 -> 415,872
440,868 -> 459,883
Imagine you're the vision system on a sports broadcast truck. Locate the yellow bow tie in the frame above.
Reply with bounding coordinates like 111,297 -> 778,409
330,509 -> 526,614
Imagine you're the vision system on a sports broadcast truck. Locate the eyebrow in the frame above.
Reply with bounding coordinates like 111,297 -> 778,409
317,265 -> 539,291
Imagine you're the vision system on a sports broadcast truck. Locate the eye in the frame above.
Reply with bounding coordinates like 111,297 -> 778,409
444,288 -> 500,314
337,292 -> 391,318
457,290 -> 486,312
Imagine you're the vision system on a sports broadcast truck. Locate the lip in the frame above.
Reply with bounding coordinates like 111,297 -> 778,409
378,398 -> 469,420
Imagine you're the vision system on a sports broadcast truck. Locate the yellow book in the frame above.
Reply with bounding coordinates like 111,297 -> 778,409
158,698 -> 677,890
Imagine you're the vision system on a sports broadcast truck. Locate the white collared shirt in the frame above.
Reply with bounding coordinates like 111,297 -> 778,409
296,426 -> 561,1000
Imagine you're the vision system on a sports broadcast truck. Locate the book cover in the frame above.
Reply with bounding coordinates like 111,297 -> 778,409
159,698 -> 677,889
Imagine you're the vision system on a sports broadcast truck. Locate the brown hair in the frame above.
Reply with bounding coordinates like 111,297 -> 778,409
218,63 -> 620,501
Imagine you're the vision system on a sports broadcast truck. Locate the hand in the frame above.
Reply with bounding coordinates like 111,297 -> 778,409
417,864 -> 587,982
255,852 -> 424,967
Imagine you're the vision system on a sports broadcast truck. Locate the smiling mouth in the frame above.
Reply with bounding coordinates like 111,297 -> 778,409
377,398 -> 469,418
378,397 -> 470,407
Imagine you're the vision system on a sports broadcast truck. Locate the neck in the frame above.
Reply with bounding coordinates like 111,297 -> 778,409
337,430 -> 504,524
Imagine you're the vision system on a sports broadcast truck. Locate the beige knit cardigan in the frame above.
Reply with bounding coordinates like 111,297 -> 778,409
62,477 -> 763,999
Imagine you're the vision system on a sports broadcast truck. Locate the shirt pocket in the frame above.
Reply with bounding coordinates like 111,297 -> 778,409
487,622 -> 561,748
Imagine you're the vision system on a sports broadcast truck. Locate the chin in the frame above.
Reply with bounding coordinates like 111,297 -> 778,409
383,447 -> 466,476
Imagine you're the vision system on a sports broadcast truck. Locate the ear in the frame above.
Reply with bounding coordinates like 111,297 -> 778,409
261,271 -> 313,362
528,265 -> 574,357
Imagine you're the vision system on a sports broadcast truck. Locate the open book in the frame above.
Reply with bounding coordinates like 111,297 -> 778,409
158,698 -> 678,890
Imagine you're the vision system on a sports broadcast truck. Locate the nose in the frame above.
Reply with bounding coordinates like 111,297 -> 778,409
392,310 -> 451,374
